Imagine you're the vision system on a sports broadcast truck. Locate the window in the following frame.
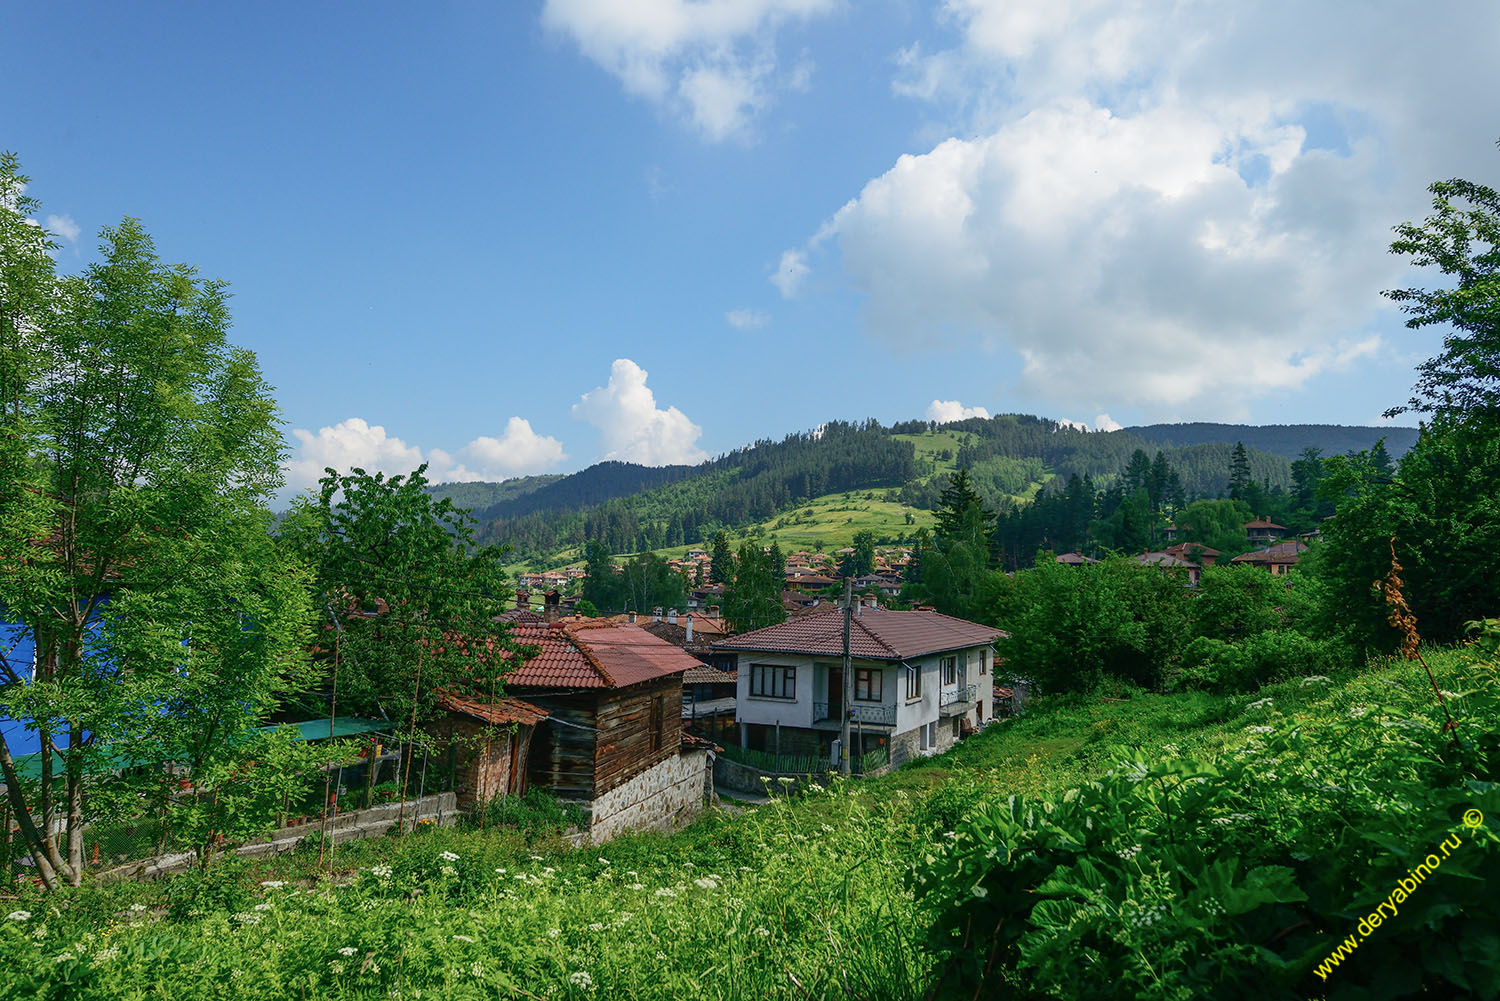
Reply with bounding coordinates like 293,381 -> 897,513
855,668 -> 883,702
979,648 -> 988,676
749,663 -> 796,699
941,656 -> 957,686
927,721 -> 938,748
905,662 -> 922,701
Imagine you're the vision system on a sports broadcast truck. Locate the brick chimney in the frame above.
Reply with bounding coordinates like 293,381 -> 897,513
543,590 -> 561,623
515,590 -> 529,611
667,608 -> 678,625
708,604 -> 721,620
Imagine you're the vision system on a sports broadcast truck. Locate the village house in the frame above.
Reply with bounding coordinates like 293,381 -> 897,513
1231,540 -> 1309,576
1244,516 -> 1288,544
714,606 -> 1003,769
1163,542 -> 1220,567
448,617 -> 711,843
1054,551 -> 1099,566
1134,551 -> 1203,586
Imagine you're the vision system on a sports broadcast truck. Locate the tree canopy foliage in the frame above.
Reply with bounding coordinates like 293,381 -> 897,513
0,155 -> 311,887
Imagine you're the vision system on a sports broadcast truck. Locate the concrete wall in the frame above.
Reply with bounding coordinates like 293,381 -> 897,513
99,792 -> 458,882
586,749 -> 709,844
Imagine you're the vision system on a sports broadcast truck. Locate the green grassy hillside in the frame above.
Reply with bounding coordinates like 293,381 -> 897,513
8,648 -> 1494,999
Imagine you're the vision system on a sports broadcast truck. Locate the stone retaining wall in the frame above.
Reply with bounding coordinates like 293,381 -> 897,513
587,749 -> 710,844
99,792 -> 458,882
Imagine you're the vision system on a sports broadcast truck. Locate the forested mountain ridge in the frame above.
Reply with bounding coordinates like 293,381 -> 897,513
1127,421 -> 1418,460
425,415 -> 1410,564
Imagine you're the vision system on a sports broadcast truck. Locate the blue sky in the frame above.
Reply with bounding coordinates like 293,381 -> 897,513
7,1 -> 1498,496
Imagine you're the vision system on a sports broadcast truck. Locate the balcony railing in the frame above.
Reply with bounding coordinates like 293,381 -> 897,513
813,702 -> 897,725
940,684 -> 977,708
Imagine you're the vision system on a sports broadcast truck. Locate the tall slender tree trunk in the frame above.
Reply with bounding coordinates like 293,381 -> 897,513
0,733 -> 63,889
66,721 -> 84,885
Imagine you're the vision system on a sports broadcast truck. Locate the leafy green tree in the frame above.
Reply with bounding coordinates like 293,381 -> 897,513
580,539 -> 626,612
723,542 -> 786,633
994,557 -> 1191,692
282,464 -> 520,819
839,530 -> 877,578
1384,140 -> 1500,420
618,551 -> 687,615
1173,498 -> 1254,557
1312,416 -> 1500,649
0,173 -> 312,888
1191,564 -> 1283,643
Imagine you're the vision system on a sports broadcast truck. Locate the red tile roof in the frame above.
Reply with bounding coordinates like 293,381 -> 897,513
1231,541 -> 1308,565
1244,517 -> 1287,530
437,692 -> 549,726
683,665 -> 735,685
714,607 -> 1003,660
502,621 -> 700,690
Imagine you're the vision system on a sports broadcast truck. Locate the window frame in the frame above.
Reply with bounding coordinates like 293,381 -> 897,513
941,655 -> 957,686
854,667 -> 883,702
749,663 -> 797,700
904,662 -> 922,702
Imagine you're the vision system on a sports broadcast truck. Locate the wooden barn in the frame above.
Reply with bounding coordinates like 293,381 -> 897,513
431,693 -> 549,810
496,619 -> 710,841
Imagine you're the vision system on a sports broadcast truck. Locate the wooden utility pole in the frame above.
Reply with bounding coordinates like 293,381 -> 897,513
840,577 -> 853,776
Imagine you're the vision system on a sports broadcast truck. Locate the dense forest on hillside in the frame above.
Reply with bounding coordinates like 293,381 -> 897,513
1128,421 -> 1419,460
440,414 -> 1411,564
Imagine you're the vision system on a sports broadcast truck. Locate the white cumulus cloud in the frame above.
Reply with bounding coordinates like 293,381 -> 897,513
926,399 -> 991,423
284,416 -> 566,494
780,0 -> 1500,419
726,307 -> 769,329
572,358 -> 709,465
541,0 -> 836,141
45,214 -> 80,243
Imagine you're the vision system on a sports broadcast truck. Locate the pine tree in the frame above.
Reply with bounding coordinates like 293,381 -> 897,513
1229,442 -> 1252,500
709,530 -> 734,584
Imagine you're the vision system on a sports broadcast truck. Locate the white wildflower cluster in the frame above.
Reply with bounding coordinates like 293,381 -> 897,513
370,864 -> 393,879
547,928 -> 561,938
338,947 -> 359,957
232,912 -> 262,925
1246,725 -> 1275,734
567,971 -> 595,990
1126,901 -> 1169,929
654,888 -> 676,898
754,926 -> 771,938
596,857 -> 610,865
329,961 -> 345,975
440,866 -> 457,877
7,910 -> 32,922
253,903 -> 272,912
1348,705 -> 1370,719
128,904 -> 148,913
91,946 -> 121,966
692,876 -> 720,890
260,880 -> 287,889
452,934 -> 475,943
587,922 -> 605,932
493,867 -> 506,875
439,851 -> 460,863
1247,698 -> 1273,710
55,952 -> 76,963
1114,844 -> 1142,862
1300,676 -> 1332,686
1201,898 -> 1226,918
470,961 -> 485,979
627,883 -> 646,891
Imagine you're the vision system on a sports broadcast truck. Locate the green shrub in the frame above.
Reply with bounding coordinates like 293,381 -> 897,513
469,788 -> 587,833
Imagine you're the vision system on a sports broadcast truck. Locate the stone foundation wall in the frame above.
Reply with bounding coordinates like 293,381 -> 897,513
99,792 -> 458,882
889,728 -> 922,768
586,749 -> 709,844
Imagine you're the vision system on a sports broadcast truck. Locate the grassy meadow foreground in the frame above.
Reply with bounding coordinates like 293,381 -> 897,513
4,647 -> 1497,1001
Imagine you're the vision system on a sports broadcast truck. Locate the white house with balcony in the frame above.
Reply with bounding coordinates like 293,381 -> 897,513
713,607 -> 1004,768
